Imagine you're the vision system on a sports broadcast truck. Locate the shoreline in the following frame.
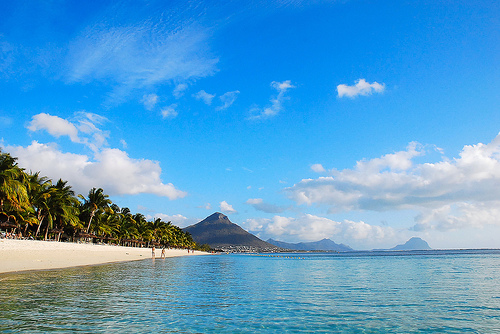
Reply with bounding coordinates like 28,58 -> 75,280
0,239 -> 209,274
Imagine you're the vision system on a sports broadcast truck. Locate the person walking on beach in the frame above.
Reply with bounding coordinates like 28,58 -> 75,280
161,247 -> 165,259
152,246 -> 156,259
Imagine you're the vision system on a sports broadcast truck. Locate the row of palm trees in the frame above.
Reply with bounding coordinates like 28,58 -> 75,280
0,149 -> 207,250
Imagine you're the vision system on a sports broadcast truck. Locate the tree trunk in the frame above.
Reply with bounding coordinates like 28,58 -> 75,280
35,215 -> 45,237
44,223 -> 49,240
86,211 -> 96,233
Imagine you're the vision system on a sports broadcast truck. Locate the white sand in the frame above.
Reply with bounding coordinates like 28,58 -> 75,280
0,239 -> 208,274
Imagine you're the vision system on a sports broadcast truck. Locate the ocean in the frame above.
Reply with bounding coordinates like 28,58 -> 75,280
1,250 -> 500,333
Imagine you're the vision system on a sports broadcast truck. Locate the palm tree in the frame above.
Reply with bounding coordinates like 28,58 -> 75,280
116,207 -> 139,242
150,218 -> 164,243
0,150 -> 200,248
158,220 -> 174,246
133,213 -> 154,245
95,209 -> 119,240
79,187 -> 111,233
26,172 -> 53,237
116,212 -> 136,242
0,151 -> 29,212
44,179 -> 80,240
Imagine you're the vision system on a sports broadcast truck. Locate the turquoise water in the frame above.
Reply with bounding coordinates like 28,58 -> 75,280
1,250 -> 500,333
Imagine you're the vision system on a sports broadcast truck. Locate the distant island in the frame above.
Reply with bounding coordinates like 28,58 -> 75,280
266,238 -> 353,252
183,212 -> 355,252
389,237 -> 432,251
184,213 -> 433,253
183,213 -> 279,253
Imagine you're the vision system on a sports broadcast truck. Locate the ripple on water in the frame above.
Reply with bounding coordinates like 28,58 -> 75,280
1,251 -> 500,333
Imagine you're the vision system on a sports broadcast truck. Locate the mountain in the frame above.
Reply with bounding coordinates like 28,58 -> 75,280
183,212 -> 278,252
390,237 -> 432,251
267,238 -> 353,252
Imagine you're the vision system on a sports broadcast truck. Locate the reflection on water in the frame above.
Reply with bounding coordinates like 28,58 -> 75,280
1,251 -> 500,333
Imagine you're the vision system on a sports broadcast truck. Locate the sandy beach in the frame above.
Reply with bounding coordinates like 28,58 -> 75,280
0,239 -> 208,274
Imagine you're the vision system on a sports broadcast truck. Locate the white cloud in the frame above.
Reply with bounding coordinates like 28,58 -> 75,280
147,213 -> 193,228
27,113 -> 80,143
216,90 -> 240,111
194,90 -> 215,105
161,104 -> 178,119
286,133 -> 500,231
337,79 -> 385,98
27,112 -> 109,152
142,94 -> 159,110
173,83 -> 188,98
241,214 -> 395,249
311,163 -> 326,173
66,21 -> 218,103
246,198 -> 287,214
220,201 -> 237,214
414,201 -> 500,232
248,80 -> 295,120
7,141 -> 187,200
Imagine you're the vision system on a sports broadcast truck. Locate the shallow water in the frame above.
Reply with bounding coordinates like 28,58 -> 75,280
1,250 -> 500,333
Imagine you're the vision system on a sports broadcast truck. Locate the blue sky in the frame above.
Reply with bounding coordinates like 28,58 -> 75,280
1,0 -> 499,249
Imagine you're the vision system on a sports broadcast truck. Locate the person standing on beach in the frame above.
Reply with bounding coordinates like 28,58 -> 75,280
161,247 -> 165,258
152,246 -> 156,259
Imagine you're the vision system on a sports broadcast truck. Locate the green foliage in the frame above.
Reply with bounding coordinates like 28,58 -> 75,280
0,151 -> 30,212
0,149 -> 200,249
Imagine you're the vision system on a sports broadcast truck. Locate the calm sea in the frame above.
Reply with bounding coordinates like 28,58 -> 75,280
1,250 -> 500,333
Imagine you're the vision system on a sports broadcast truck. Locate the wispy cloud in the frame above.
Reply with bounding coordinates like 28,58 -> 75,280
246,198 -> 287,214
216,90 -> 240,111
66,20 -> 218,104
161,104 -> 178,119
248,80 -> 295,120
173,83 -> 188,98
194,90 -> 215,105
242,167 -> 253,173
197,203 -> 212,210
337,79 -> 385,98
0,36 -> 15,77
142,94 -> 159,110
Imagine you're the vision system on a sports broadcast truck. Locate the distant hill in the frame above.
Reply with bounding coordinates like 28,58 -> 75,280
390,237 -> 432,251
267,238 -> 353,252
183,212 -> 278,252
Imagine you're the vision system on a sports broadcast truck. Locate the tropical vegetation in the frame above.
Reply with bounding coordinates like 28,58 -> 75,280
0,149 -> 207,250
